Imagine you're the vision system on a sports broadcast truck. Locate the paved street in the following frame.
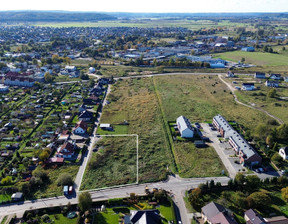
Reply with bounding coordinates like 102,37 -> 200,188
0,175 -> 230,223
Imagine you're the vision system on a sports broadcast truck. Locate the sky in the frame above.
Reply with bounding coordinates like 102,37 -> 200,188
1,0 -> 288,13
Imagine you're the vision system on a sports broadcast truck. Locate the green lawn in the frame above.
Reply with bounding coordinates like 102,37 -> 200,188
48,214 -> 78,224
0,194 -> 11,203
93,208 -> 120,224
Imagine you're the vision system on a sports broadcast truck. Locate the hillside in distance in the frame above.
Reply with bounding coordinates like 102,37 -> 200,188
0,11 -> 116,22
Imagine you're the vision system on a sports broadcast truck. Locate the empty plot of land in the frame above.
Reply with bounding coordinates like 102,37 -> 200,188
81,136 -> 137,190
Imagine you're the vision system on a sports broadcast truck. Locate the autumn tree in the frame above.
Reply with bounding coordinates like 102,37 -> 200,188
281,187 -> 288,202
247,192 -> 271,209
78,192 -> 92,212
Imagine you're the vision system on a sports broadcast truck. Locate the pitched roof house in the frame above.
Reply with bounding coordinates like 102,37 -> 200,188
130,210 -> 161,224
244,209 -> 266,224
202,202 -> 238,224
213,114 -> 262,165
265,80 -> 279,88
78,110 -> 94,122
176,115 -> 194,138
56,141 -> 76,159
73,120 -> 88,134
242,83 -> 255,91
269,74 -> 282,80
254,72 -> 266,79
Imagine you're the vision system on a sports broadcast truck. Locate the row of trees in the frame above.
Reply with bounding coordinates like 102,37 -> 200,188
189,173 -> 288,211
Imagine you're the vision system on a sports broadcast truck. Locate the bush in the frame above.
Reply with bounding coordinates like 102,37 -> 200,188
56,173 -> 74,186
41,214 -> 50,222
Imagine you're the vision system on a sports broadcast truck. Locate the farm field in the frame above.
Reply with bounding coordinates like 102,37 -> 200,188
34,19 -> 251,30
81,136 -> 137,190
83,78 -> 174,187
215,51 -> 288,67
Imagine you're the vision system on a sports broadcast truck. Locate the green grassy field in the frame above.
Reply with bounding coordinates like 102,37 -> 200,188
81,136 -> 137,190
93,78 -> 174,183
34,19 -> 252,30
215,51 -> 288,67
153,75 -> 271,130
224,78 -> 288,123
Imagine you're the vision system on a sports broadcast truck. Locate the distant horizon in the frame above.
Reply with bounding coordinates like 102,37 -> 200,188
1,0 -> 288,13
0,10 -> 287,14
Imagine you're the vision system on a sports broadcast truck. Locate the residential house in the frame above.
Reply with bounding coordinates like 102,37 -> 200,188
264,216 -> 288,224
56,141 -> 76,159
73,120 -> 88,134
4,72 -> 35,87
201,202 -> 238,224
244,209 -> 265,224
279,147 -> 288,160
226,71 -> 235,77
78,104 -> 88,113
254,72 -> 266,79
0,84 -> 9,92
284,77 -> 288,82
242,83 -> 255,91
265,80 -> 279,88
269,74 -> 282,80
213,115 -> 262,165
176,115 -> 194,138
244,209 -> 288,224
57,130 -> 70,143
242,47 -> 255,52
78,110 -> 94,122
130,210 -> 161,224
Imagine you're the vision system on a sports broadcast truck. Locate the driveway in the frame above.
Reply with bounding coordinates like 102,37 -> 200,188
201,123 -> 240,178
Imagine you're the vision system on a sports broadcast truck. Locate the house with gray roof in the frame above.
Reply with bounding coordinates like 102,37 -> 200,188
213,114 -> 262,166
176,115 -> 194,138
244,209 -> 266,224
202,202 -> 238,224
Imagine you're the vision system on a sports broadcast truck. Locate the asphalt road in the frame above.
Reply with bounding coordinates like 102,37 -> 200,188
0,176 -> 231,223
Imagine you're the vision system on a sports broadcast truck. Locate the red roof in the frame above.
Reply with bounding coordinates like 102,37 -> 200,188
49,157 -> 64,163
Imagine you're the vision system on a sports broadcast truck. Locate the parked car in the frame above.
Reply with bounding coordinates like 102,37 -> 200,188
211,127 -> 216,131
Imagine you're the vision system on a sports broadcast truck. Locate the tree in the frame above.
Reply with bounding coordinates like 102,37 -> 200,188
78,192 -> 92,212
44,72 -> 54,83
281,187 -> 288,202
188,187 -> 203,209
245,175 -> 261,193
57,173 -> 74,186
39,150 -> 50,161
241,57 -> 245,63
271,152 -> 283,167
247,192 -> 271,209
232,191 -> 246,209
267,88 -> 277,98
276,124 -> 288,140
1,176 -> 12,185
266,135 -> 274,148
234,173 -> 246,187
